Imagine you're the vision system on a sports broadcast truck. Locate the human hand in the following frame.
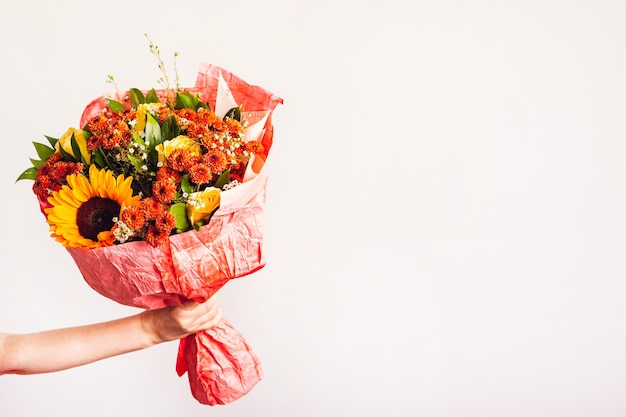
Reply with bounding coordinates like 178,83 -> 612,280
141,295 -> 223,344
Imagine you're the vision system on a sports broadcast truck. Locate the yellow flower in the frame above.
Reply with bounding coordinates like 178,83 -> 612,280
56,127 -> 91,164
45,165 -> 140,248
155,135 -> 202,162
186,187 -> 221,226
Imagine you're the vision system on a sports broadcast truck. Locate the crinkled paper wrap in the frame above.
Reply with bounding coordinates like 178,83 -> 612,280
66,64 -> 282,405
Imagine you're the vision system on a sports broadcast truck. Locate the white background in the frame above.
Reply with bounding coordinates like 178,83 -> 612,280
1,1 -> 626,416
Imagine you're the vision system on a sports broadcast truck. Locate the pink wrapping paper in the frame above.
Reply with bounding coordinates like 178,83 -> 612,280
66,64 -> 282,405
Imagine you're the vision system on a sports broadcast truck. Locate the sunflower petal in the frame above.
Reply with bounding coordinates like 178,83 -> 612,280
45,166 -> 138,248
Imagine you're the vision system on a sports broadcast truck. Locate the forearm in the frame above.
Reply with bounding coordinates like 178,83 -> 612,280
0,312 -> 155,375
0,296 -> 221,375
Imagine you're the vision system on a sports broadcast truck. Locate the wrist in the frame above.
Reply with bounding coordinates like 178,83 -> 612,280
139,310 -> 164,346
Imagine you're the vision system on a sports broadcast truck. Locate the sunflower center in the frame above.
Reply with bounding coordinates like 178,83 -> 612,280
76,197 -> 121,241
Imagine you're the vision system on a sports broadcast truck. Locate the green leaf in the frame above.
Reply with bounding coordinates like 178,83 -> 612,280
224,105 -> 242,121
44,135 -> 58,147
196,96 -> 209,110
33,141 -> 55,161
129,88 -> 146,109
145,112 -> 162,147
93,149 -> 107,168
161,114 -> 180,141
174,91 -> 209,111
127,153 -> 142,170
214,169 -> 230,189
132,132 -> 146,147
145,89 -> 159,103
134,130 -> 158,167
69,133 -> 85,164
16,167 -> 38,182
168,202 -> 190,232
148,148 -> 159,167
175,92 -> 194,110
107,99 -> 126,113
180,175 -> 192,194
30,157 -> 46,168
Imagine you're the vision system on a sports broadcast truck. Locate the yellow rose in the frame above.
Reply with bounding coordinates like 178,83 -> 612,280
56,127 -> 91,164
186,187 -> 221,226
155,135 -> 202,163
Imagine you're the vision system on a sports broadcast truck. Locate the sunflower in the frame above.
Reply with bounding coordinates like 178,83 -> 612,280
45,165 -> 140,248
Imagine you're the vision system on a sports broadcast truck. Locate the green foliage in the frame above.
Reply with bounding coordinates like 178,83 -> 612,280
29,157 -> 46,168
214,169 -> 231,189
129,88 -> 145,109
44,135 -> 58,148
107,99 -> 126,113
224,105 -> 242,121
93,148 -> 107,169
145,112 -> 162,147
168,202 -> 190,233
145,89 -> 159,103
180,175 -> 193,194
16,166 -> 38,182
16,138 -> 57,182
33,141 -> 55,161
69,133 -> 86,164
160,114 -> 180,141
129,88 -> 160,109
175,91 -> 209,111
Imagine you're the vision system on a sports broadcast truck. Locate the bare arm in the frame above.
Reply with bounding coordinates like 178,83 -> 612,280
0,296 -> 222,375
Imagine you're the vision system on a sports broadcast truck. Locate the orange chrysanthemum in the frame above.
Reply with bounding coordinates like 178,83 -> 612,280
156,166 -> 181,183
152,178 -> 177,204
50,161 -> 85,182
140,197 -> 164,221
118,108 -> 137,122
156,106 -> 171,123
85,112 -> 132,151
176,108 -> 197,123
189,163 -> 212,184
145,224 -> 170,247
224,118 -> 243,135
33,154 -> 85,201
120,205 -> 147,230
154,211 -> 176,234
167,148 -> 189,172
204,150 -> 228,174
186,121 -> 209,139
245,140 -> 264,154
197,108 -> 225,130
32,175 -> 59,201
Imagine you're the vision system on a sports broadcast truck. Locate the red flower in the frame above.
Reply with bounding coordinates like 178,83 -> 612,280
152,178 -> 177,204
189,163 -> 212,184
144,224 -> 170,247
154,211 -> 176,234
120,205 -> 146,230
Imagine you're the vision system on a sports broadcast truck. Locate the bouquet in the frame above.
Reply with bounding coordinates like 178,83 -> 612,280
18,45 -> 282,405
